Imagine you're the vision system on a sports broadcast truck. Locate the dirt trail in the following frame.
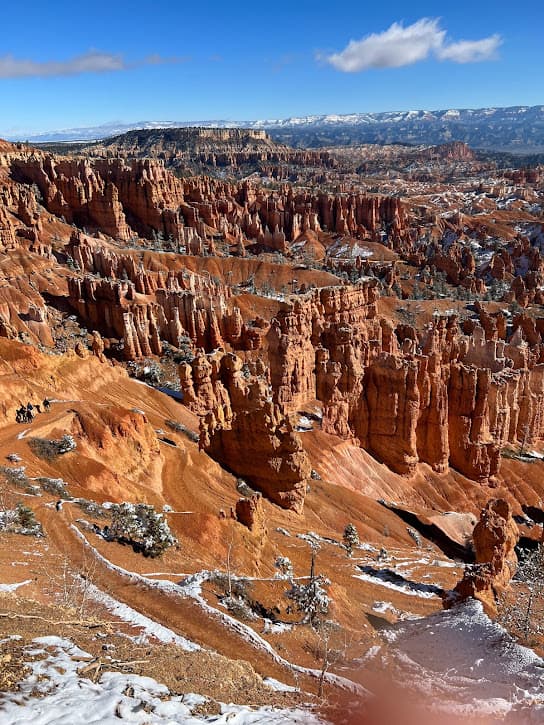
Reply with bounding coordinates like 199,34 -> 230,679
0,399 -> 308,688
37,502 -> 307,688
0,388 -> 445,699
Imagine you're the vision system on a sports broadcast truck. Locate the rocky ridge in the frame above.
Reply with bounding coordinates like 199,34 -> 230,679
39,127 -> 336,179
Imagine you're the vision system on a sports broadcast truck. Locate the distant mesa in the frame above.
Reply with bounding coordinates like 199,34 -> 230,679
35,126 -> 336,178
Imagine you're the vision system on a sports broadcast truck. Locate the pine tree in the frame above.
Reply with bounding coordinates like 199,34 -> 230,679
499,544 -> 544,644
342,523 -> 360,557
286,541 -> 330,628
286,575 -> 330,627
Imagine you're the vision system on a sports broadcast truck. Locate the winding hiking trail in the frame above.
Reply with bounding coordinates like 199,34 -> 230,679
0,397 -> 268,665
1,395 -> 360,696
0,365 -> 460,707
37,490 -> 303,688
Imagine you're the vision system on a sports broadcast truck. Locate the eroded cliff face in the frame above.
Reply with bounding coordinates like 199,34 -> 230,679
87,127 -> 337,180
159,269 -> 544,496
11,156 -> 187,242
10,153 -> 408,251
255,289 -> 544,483
179,351 -> 310,512
65,233 -> 267,359
268,283 -> 378,411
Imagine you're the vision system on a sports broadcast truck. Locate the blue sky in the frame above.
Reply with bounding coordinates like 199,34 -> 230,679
1,0 -> 542,136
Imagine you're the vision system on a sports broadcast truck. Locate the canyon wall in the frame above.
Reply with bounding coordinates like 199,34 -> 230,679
11,154 -> 407,249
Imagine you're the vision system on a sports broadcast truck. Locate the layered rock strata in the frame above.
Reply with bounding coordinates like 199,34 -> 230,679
179,351 -> 311,512
11,154 -> 407,248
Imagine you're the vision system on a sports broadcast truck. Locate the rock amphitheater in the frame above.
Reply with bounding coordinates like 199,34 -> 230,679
1,131 -> 544,722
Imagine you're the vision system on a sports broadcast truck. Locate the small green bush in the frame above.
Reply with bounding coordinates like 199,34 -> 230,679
105,502 -> 177,557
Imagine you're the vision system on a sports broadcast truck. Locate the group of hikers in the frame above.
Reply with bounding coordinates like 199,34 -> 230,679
15,399 -> 51,424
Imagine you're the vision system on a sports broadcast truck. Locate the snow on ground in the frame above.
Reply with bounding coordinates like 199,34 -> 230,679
371,601 -> 400,616
180,570 -> 366,694
263,677 -> 299,693
85,581 -> 200,650
297,531 -> 339,548
430,559 -> 458,568
0,636 -> 325,724
354,567 -> 441,599
263,619 -> 293,634
357,542 -> 378,553
71,526 -> 367,695
0,579 -> 32,593
377,600 -> 544,719
351,244 -> 373,258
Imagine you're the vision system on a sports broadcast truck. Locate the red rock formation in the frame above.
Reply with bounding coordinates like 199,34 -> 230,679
178,350 -> 310,512
235,494 -> 268,537
452,499 -> 519,616
205,393 -> 310,513
268,281 -> 378,411
64,235 -> 266,358
11,153 -> 409,253
3,139 -> 544,495
91,331 -> 106,362
359,354 -> 421,475
0,202 -> 15,249
448,364 -> 501,483
264,289 -> 544,481
12,156 -> 186,241
432,141 -> 475,162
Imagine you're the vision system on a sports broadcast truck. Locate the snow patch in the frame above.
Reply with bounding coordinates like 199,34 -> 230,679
0,636 -> 326,724
0,579 -> 32,593
263,619 -> 293,634
354,568 -> 440,599
371,601 -> 398,615
381,600 -> 544,717
71,526 -> 366,695
85,581 -> 199,650
263,677 -> 299,692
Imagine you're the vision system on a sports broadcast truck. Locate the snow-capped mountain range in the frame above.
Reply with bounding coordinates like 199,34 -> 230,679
7,105 -> 544,152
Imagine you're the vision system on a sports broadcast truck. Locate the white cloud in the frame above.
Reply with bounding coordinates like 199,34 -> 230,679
324,18 -> 501,72
326,18 -> 445,72
437,34 -> 502,63
0,51 -> 185,78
